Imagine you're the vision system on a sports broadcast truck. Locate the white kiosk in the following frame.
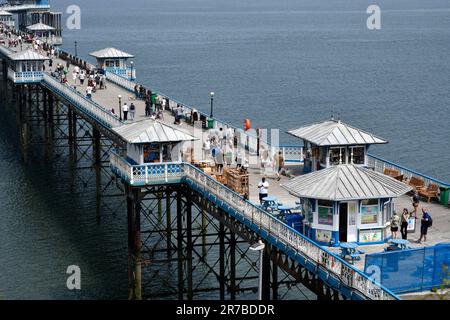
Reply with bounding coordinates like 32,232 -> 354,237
0,10 -> 14,28
8,49 -> 49,83
113,119 -> 198,165
89,47 -> 135,80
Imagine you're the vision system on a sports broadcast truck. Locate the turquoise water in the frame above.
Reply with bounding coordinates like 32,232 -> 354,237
0,0 -> 449,299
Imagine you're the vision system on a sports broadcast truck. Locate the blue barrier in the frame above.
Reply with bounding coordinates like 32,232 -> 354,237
364,243 -> 450,294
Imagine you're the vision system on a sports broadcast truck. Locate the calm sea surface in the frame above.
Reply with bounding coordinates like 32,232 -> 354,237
1,0 -> 449,299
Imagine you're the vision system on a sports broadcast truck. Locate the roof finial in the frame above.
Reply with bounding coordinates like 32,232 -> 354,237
331,107 -> 334,121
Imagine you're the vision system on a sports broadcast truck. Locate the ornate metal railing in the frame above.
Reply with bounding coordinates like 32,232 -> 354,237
109,150 -> 399,300
7,69 -> 44,83
105,70 -> 135,92
42,73 -> 123,129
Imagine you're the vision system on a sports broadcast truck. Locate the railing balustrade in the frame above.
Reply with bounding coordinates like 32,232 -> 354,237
109,150 -> 399,300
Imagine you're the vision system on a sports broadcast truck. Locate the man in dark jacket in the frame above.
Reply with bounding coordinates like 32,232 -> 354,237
417,208 -> 431,243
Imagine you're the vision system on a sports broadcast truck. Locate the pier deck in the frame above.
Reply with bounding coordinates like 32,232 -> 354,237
3,39 -> 450,269
2,33 -> 450,300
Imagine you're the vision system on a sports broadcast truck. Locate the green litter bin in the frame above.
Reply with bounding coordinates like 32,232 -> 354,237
440,186 -> 450,207
151,93 -> 157,104
207,119 -> 215,129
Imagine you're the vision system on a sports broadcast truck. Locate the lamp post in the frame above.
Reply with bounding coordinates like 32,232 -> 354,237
74,41 -> 78,57
249,240 -> 265,300
209,91 -> 214,118
118,95 -> 122,121
130,61 -> 134,81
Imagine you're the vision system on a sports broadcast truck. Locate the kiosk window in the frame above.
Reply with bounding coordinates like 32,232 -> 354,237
361,199 -> 379,225
330,148 -> 346,165
318,200 -> 334,226
351,147 -> 365,165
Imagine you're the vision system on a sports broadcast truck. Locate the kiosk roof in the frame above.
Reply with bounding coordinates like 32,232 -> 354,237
282,164 -> 412,201
288,119 -> 387,146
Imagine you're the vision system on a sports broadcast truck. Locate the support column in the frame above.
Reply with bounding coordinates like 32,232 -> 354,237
315,277 -> 327,300
261,247 -> 271,300
201,198 -> 207,258
127,186 -> 142,300
93,128 -> 102,220
271,248 -> 279,300
176,189 -> 184,300
229,230 -> 236,300
186,189 -> 193,300
166,189 -> 172,258
219,212 -> 226,300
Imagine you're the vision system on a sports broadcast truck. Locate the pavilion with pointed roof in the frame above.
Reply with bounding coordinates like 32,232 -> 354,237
8,49 -> 49,83
282,164 -> 412,246
0,9 -> 14,28
288,118 -> 388,173
113,119 -> 198,164
89,47 -> 135,80
26,22 -> 55,38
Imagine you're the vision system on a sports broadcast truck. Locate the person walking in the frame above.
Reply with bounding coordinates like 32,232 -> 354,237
390,211 -> 400,239
274,151 -> 285,181
258,177 -> 269,205
129,103 -> 136,120
400,208 -> 410,240
79,70 -> 85,85
411,191 -> 420,217
215,148 -> 224,174
123,103 -> 129,121
417,208 -> 432,244
145,100 -> 151,117
203,138 -> 211,160
86,85 -> 93,99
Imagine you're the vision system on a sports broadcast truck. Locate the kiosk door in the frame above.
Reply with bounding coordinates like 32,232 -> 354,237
347,202 -> 358,242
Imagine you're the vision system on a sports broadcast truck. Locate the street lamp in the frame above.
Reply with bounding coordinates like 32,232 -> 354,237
118,95 -> 122,121
249,240 -> 265,300
130,61 -> 134,81
74,41 -> 78,57
209,91 -> 214,118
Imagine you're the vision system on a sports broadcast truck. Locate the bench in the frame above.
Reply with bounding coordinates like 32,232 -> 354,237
349,253 -> 361,264
419,183 -> 440,203
384,168 -> 404,181
408,176 -> 425,192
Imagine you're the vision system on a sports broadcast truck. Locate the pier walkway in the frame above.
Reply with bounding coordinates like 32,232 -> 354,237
2,29 -> 450,300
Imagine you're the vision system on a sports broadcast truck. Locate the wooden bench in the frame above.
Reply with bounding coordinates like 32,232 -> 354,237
384,168 -> 404,181
408,176 -> 425,192
419,183 -> 440,202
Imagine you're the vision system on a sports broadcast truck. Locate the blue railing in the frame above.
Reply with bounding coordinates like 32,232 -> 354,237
109,150 -> 399,300
367,153 -> 450,188
7,70 -> 44,83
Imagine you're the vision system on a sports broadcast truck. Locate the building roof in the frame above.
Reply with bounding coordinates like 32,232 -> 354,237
89,47 -> 134,59
281,164 -> 412,201
0,10 -> 13,16
113,119 -> 198,144
10,49 -> 49,61
287,119 -> 388,146
26,22 -> 55,31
